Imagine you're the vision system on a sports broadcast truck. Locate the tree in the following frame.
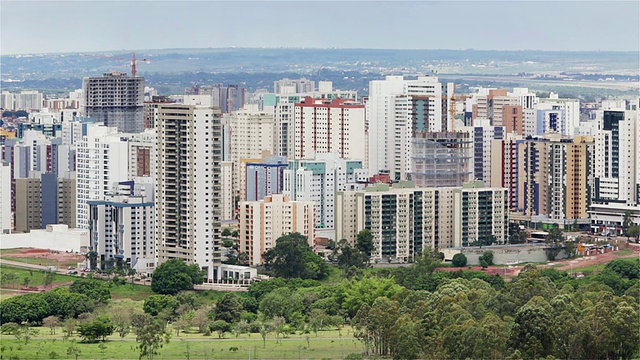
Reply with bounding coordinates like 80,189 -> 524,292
214,293 -> 244,323
545,225 -> 564,261
452,253 -> 467,267
480,251 -> 494,269
356,229 -> 374,257
69,278 -> 111,303
66,345 -> 81,360
222,227 -> 232,237
77,316 -> 114,342
43,315 -> 61,335
151,259 -> 204,295
628,225 -> 640,243
22,276 -> 31,287
509,223 -> 527,244
43,271 -> 56,289
133,314 -> 170,360
333,239 -> 369,270
263,233 -> 330,280
622,210 -> 633,239
143,295 -> 179,317
209,320 -> 231,338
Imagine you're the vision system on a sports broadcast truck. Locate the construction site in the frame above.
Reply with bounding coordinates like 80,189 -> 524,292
410,131 -> 472,187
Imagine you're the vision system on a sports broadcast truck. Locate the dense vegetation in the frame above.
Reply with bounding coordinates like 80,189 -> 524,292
1,250 -> 638,359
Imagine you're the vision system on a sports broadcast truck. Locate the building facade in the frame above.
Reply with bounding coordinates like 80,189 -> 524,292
155,104 -> 223,281
87,182 -> 155,273
283,153 -> 367,239
82,72 -> 145,133
293,97 -> 366,161
239,194 -> 315,266
335,181 -> 508,262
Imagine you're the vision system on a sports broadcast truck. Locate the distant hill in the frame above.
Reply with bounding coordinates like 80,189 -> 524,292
1,48 -> 638,97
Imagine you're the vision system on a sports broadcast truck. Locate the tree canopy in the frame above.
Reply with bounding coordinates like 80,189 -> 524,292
263,233 -> 330,280
151,259 -> 204,295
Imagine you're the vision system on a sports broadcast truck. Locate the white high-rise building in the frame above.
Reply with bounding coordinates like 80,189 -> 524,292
221,161 -> 234,221
155,104 -> 223,281
283,153 -> 367,239
367,76 -> 443,179
0,162 -> 11,234
13,91 -> 44,110
293,97 -> 366,161
75,124 -> 130,229
229,106 -> 275,163
590,98 -> 640,235
87,181 -> 155,274
239,194 -> 315,266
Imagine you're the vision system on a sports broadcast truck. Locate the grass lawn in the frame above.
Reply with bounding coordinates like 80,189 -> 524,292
0,248 -> 27,255
0,256 -> 80,267
614,249 -> 634,256
109,282 -> 155,301
0,264 -> 78,286
0,328 -> 363,359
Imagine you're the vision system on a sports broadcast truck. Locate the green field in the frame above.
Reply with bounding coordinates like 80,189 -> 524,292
0,328 -> 362,360
0,256 -> 79,267
0,265 -> 78,286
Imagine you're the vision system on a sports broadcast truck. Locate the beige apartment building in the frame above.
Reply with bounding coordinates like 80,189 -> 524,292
239,194 -> 315,266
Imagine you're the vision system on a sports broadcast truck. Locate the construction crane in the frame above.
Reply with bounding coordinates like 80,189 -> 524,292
83,52 -> 150,77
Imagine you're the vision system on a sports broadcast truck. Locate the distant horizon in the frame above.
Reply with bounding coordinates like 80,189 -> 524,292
4,46 -> 639,57
1,1 -> 638,54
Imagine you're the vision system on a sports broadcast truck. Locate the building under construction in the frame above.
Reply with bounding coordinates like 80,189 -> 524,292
410,132 -> 472,187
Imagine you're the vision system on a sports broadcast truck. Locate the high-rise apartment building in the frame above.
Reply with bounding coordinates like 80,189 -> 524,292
283,153 -> 367,239
293,97 -> 366,161
0,162 -> 11,234
239,194 -> 315,266
410,132 -> 472,187
590,99 -> 640,234
229,106 -> 275,164
462,120 -> 505,186
82,72 -> 145,133
367,76 -> 445,178
87,181 -> 155,273
221,161 -> 235,221
244,155 -> 288,202
14,178 -> 41,232
505,135 -> 595,228
76,124 -> 130,229
335,181 -> 508,262
274,78 -> 315,94
155,104 -> 223,281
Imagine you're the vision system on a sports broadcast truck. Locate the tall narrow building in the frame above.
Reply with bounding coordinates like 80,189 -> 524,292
155,104 -> 223,282
82,71 -> 145,133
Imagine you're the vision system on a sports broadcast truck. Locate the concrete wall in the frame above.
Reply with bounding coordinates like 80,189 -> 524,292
0,224 -> 89,252
443,244 -> 567,265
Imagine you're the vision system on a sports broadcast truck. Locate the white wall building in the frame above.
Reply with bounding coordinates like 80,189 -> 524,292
367,75 -> 444,178
76,124 -> 130,229
87,181 -> 155,274
239,194 -> 315,266
221,161 -> 235,221
293,97 -> 366,161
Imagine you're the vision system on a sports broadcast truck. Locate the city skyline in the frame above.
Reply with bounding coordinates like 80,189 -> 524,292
1,1 -> 639,55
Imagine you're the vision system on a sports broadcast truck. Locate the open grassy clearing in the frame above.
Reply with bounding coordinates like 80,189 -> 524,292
0,328 -> 362,360
614,249 -> 634,256
0,265 -> 78,285
0,248 -> 27,255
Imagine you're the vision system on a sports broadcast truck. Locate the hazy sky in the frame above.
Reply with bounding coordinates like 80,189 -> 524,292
1,1 -> 639,54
